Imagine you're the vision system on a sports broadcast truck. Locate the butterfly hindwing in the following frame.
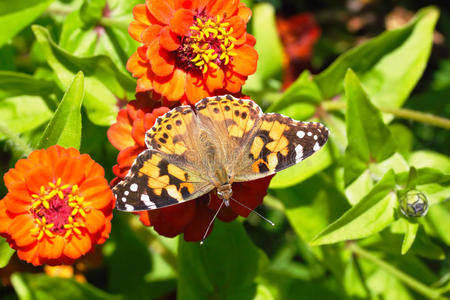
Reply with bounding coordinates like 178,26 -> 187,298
113,150 -> 214,211
233,113 -> 329,182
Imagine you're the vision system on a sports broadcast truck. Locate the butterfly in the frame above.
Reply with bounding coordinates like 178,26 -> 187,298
113,95 -> 329,212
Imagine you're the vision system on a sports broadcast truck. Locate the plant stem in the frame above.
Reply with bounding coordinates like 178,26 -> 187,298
321,101 -> 450,130
348,243 -> 444,299
0,123 -> 33,157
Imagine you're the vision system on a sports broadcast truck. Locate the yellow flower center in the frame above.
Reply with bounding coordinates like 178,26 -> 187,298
30,178 -> 88,240
188,16 -> 237,74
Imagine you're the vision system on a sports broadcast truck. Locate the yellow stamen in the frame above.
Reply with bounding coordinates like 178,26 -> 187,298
188,15 -> 236,73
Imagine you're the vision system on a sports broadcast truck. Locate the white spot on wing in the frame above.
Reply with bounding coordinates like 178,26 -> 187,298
313,142 -> 320,152
307,132 -> 312,136
313,135 -> 318,140
124,191 -> 129,196
295,144 -> 303,162
121,197 -> 127,202
140,194 -> 157,209
125,204 -> 134,211
297,131 -> 305,138
130,183 -> 138,192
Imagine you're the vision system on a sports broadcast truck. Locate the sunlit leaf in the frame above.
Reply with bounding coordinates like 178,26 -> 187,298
343,69 -> 397,185
315,7 -> 439,108
311,170 -> 397,245
11,272 -> 120,300
0,0 -> 55,47
0,236 -> 14,268
33,25 -> 135,126
38,72 -> 84,149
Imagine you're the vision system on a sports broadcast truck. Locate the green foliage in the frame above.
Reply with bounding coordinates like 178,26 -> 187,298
33,25 -> 135,126
38,72 -> 84,149
0,1 -> 449,300
178,221 -> 262,299
315,7 -> 439,108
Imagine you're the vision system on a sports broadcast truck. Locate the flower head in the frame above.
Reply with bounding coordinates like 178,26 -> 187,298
127,0 -> 257,104
0,145 -> 114,266
108,98 -> 272,241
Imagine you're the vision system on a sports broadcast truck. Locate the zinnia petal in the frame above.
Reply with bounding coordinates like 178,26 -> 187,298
169,8 -> 195,36
146,0 -> 175,24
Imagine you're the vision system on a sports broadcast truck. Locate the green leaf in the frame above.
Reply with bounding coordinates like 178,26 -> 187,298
59,0 -> 140,73
274,174 -> 350,242
343,69 -> 397,185
38,72 -> 84,149
33,25 -> 135,126
0,236 -> 14,268
270,143 -> 333,189
409,150 -> 450,174
391,218 -> 419,255
422,203 -> 450,246
0,71 -> 56,98
0,0 -> 55,47
178,221 -> 261,300
251,3 -> 283,82
11,272 -> 121,300
315,7 -> 439,108
268,70 -> 323,113
105,215 -> 153,299
80,0 -> 106,27
311,170 -> 397,245
0,96 -> 53,140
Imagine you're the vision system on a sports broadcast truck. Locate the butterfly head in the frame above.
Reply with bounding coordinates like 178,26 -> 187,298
217,183 -> 233,206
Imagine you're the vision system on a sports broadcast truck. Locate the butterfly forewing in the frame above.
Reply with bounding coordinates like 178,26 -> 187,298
114,150 -> 214,212
233,113 -> 329,182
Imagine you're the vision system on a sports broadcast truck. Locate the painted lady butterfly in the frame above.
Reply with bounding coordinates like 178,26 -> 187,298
113,95 -> 329,212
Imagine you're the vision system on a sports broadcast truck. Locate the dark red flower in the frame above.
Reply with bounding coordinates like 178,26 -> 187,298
276,13 -> 321,88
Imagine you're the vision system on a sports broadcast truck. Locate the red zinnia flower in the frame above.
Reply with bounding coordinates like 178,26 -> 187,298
276,13 -> 320,89
0,145 -> 114,266
127,0 -> 257,104
108,97 -> 272,241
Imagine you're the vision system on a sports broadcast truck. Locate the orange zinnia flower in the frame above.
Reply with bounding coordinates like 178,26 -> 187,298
108,97 -> 272,241
0,145 -> 114,266
127,0 -> 257,104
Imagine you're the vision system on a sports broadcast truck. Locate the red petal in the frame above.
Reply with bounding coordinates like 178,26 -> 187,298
224,69 -> 246,93
205,68 -> 225,92
152,200 -> 196,237
8,214 -> 36,247
80,177 -> 113,210
228,16 -> 246,40
148,40 -> 175,77
55,157 -> 85,186
25,167 -> 53,195
141,24 -> 163,45
83,209 -> 106,234
40,235 -> 65,260
153,68 -> 187,101
63,233 -> 92,260
107,111 -> 134,151
160,26 -> 180,51
133,4 -> 151,25
237,4 -> 252,22
183,196 -> 214,241
169,9 -> 195,36
146,0 -> 175,25
185,72 -> 210,104
231,45 -> 258,76
129,21 -> 148,42
206,0 -> 238,19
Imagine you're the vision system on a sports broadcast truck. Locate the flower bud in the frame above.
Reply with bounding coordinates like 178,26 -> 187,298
399,190 -> 429,217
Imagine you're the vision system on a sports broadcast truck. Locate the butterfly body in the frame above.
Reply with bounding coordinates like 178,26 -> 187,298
113,95 -> 329,212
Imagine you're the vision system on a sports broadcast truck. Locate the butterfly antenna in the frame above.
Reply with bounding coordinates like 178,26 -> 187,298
200,200 -> 224,245
230,197 -> 275,226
